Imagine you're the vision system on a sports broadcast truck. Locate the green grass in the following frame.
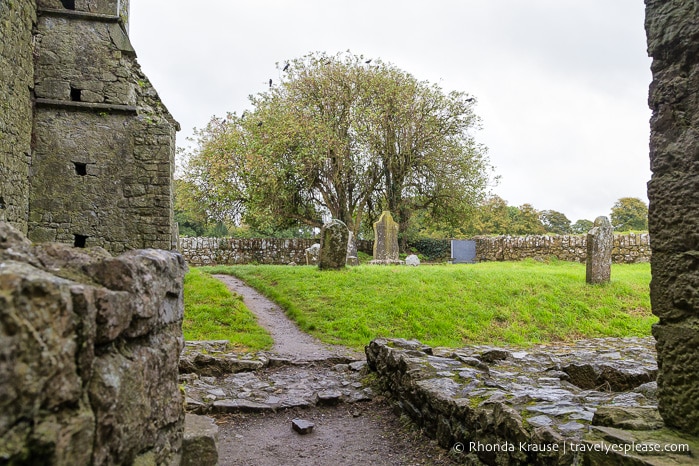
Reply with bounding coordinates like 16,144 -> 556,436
183,268 -> 273,351
201,260 -> 655,351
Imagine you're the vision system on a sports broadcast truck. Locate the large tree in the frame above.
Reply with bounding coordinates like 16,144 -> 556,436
610,197 -> 648,231
181,52 -> 493,243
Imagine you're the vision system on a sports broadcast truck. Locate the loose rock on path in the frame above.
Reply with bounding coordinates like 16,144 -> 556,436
180,274 -> 459,466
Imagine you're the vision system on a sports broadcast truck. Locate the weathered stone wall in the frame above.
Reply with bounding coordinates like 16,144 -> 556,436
0,0 -> 36,234
26,5 -> 178,253
367,338 -> 697,465
0,222 -> 186,465
646,0 -> 699,436
179,237 -> 375,266
179,234 -> 650,266
474,233 -> 651,264
180,237 -> 321,265
0,1 -> 177,254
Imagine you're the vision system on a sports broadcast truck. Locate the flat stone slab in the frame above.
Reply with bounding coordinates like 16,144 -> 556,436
291,418 -> 315,435
182,354 -> 372,415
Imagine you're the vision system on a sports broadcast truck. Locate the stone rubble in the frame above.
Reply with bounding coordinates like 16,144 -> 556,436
180,342 -> 372,415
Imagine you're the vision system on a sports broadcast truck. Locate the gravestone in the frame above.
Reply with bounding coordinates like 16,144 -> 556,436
585,216 -> 612,284
646,0 -> 699,435
319,219 -> 349,270
305,243 -> 320,265
346,231 -> 359,266
371,211 -> 401,264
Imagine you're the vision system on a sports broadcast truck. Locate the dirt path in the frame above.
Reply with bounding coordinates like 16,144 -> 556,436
213,274 -> 362,361
210,274 -> 459,466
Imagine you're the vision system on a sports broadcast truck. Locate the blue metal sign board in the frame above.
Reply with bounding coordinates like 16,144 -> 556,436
451,240 -> 477,264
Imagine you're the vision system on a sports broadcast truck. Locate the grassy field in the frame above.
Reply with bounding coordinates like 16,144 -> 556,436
183,267 -> 273,351
198,260 -> 655,350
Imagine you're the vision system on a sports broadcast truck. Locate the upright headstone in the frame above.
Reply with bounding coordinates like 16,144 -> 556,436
646,0 -> 699,435
585,216 -> 612,284
318,219 -> 349,270
371,211 -> 401,264
346,231 -> 359,266
305,243 -> 320,265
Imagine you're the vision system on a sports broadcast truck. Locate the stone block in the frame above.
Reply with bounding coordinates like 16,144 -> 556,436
182,414 -> 219,466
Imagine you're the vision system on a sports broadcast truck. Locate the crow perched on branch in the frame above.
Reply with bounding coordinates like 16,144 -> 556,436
283,63 -> 290,72
269,78 -> 273,87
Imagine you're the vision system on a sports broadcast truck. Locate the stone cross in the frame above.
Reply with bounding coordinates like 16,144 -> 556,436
585,216 -> 613,284
318,219 -> 349,270
372,211 -> 400,262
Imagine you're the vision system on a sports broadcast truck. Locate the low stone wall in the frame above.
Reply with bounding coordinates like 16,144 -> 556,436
366,337 -> 697,465
0,222 -> 187,465
179,236 -> 372,266
179,234 -> 650,266
474,233 -> 650,264
180,237 -> 319,266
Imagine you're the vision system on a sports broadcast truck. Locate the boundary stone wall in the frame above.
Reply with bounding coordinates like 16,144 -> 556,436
180,237 -> 375,266
179,234 -> 650,265
474,233 -> 650,264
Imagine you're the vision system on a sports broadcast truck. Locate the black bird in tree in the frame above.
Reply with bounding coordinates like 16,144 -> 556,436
282,62 -> 290,72
269,78 -> 273,87
365,59 -> 372,64
257,121 -> 263,127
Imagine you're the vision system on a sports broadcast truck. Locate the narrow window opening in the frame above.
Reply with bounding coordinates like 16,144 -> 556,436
60,0 -> 76,10
0,197 -> 5,209
74,162 -> 87,176
74,235 -> 88,248
70,87 -> 81,102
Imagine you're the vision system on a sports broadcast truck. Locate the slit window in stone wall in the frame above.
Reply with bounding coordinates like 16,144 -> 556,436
74,162 -> 87,176
60,0 -> 76,9
74,234 -> 88,248
0,197 -> 5,209
70,87 -> 81,101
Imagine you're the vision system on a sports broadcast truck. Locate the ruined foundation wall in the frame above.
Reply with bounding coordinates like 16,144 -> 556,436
646,0 -> 699,435
0,0 -> 36,234
0,222 -> 187,465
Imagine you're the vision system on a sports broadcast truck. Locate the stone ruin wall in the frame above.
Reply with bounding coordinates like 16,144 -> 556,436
0,222 -> 187,465
179,233 -> 649,265
646,0 -> 699,436
0,0 -> 36,234
0,1 -> 188,464
0,0 -> 178,255
474,233 -> 651,264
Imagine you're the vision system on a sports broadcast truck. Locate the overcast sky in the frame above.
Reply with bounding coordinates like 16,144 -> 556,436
129,0 -> 652,224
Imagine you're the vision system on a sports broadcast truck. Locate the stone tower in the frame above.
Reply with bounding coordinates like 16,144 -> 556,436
0,0 -> 179,253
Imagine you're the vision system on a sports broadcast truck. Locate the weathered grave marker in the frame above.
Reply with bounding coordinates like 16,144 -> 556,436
371,211 -> 401,264
586,216 -> 612,284
346,231 -> 359,266
319,219 -> 349,270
